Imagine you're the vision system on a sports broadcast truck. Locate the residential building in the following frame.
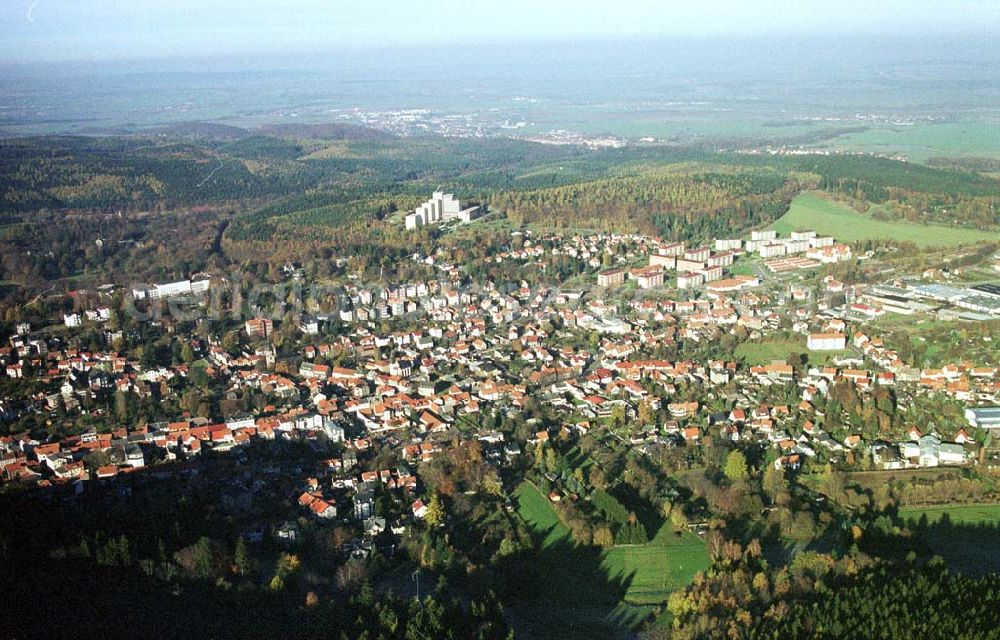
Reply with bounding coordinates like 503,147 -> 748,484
630,266 -> 664,289
676,257 -> 706,272
597,269 -> 626,287
751,230 -> 777,242
966,407 -> 1000,430
405,192 -> 480,229
715,238 -> 743,251
677,271 -> 705,290
245,318 -> 274,339
649,253 -> 677,269
807,333 -> 847,351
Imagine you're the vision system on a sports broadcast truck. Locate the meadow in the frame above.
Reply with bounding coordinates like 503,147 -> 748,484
900,503 -> 1000,527
735,337 -> 854,366
899,503 -> 1000,575
601,525 -> 712,606
770,192 -> 997,248
513,482 -> 710,639
815,121 -> 1000,163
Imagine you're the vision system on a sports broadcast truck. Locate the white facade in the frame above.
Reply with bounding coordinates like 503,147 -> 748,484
707,251 -> 735,268
785,239 -> 810,254
715,238 -> 743,251
150,280 -> 191,299
132,278 -> 210,300
807,333 -> 847,351
649,254 -> 677,269
677,272 -> 705,289
758,242 -> 787,258
807,245 -> 852,264
697,265 -> 723,282
405,192 -> 480,230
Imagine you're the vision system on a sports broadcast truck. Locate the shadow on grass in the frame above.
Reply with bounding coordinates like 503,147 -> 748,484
902,511 -> 1000,576
511,484 -> 639,640
610,482 -> 664,540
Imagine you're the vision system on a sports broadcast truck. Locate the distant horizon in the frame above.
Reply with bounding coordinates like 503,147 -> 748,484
1,0 -> 998,65
2,26 -> 997,142
2,31 -> 998,72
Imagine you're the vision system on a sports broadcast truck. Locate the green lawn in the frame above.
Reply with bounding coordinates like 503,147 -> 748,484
735,338 -> 854,366
512,482 -> 709,639
900,503 -> 1000,526
770,192 -> 997,248
869,316 -> 953,333
899,503 -> 1000,575
729,260 -> 757,276
736,339 -> 803,365
801,468 -> 961,494
517,481 -> 572,548
602,525 -> 711,606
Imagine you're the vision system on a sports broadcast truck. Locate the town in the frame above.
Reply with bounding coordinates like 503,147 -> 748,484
3,204 -> 998,566
4,5 -> 1000,636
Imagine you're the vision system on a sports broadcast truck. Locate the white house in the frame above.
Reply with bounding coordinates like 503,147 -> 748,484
807,332 -> 846,351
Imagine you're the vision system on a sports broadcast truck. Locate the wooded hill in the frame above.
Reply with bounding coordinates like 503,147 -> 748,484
0,127 -> 996,292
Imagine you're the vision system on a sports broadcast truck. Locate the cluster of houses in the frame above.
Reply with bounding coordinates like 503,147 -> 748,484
871,429 -> 971,470
595,228 -> 852,293
2,224 -> 998,544
1,410 -> 346,484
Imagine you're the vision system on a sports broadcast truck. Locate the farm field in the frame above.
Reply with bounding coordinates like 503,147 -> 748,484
814,121 -> 1000,163
770,192 -> 997,248
512,482 -> 709,639
899,503 -> 1000,575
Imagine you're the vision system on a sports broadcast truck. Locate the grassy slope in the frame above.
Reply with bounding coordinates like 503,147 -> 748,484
513,482 -> 709,639
601,525 -> 711,606
770,192 -> 996,248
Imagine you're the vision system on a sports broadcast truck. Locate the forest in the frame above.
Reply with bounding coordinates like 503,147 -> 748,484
1,128 -> 996,299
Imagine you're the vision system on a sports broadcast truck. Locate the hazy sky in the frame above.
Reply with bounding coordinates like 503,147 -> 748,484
2,0 -> 998,63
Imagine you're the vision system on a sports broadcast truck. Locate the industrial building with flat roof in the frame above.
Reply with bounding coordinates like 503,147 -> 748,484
966,407 -> 1000,430
970,283 -> 1000,299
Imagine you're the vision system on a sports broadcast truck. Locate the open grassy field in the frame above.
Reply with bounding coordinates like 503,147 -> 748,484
770,192 -> 997,248
735,339 -> 803,365
900,503 -> 1000,526
867,315 -> 1000,367
815,121 -> 1000,163
735,338 -> 853,366
512,482 -> 709,639
899,503 -> 1000,575
602,525 -> 711,606
728,260 -> 758,277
